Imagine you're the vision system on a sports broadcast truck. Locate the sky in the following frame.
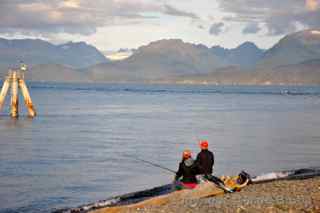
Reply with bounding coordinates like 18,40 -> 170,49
0,0 -> 319,51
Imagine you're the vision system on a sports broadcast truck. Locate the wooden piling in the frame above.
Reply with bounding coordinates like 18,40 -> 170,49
0,65 -> 36,118
18,78 -> 36,117
0,76 -> 10,111
10,71 -> 19,118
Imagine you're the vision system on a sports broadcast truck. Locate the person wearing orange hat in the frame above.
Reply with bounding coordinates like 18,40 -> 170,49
175,150 -> 199,189
196,140 -> 214,176
195,141 -> 235,193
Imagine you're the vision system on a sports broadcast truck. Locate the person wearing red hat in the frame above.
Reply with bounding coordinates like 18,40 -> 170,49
195,141 -> 236,193
196,140 -> 214,176
175,150 -> 199,189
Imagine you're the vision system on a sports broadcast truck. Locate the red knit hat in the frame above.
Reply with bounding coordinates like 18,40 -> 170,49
199,140 -> 209,149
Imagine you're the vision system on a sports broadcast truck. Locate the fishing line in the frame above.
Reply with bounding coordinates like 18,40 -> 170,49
124,154 -> 176,174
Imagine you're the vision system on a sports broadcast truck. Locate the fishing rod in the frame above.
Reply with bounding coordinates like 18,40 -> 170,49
125,154 -> 176,174
124,154 -> 234,193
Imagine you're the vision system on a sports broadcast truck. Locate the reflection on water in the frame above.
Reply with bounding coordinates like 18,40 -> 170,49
0,116 -> 33,128
0,84 -> 320,212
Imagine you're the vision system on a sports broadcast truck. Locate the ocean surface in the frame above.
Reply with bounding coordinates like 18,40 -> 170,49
0,83 -> 320,213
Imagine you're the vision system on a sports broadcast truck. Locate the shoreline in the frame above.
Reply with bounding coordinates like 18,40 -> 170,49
92,177 -> 320,213
21,81 -> 320,87
2,79 -> 320,86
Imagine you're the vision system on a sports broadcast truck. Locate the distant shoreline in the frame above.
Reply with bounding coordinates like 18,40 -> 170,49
1,79 -> 320,86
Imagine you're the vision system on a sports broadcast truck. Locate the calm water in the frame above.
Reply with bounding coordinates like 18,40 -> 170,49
0,83 -> 320,212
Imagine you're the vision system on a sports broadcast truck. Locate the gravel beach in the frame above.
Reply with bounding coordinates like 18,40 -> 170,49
93,177 -> 320,213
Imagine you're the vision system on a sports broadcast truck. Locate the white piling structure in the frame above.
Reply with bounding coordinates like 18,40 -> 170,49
0,64 -> 36,118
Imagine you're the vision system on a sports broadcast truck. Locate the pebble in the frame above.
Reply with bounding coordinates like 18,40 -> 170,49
107,177 -> 320,213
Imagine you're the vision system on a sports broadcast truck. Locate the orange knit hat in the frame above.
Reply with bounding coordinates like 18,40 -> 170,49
182,150 -> 192,159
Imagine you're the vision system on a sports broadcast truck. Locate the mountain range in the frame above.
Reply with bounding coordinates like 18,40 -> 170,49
0,38 -> 108,70
259,30 -> 320,68
1,29 -> 320,85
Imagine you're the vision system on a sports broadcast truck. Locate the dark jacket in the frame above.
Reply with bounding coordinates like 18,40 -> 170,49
196,149 -> 214,175
175,158 -> 199,183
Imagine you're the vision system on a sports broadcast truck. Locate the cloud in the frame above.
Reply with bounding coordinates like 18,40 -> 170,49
0,0 -> 108,35
242,23 -> 261,34
163,5 -> 199,19
209,22 -> 225,35
0,0 -> 198,36
216,0 -> 320,35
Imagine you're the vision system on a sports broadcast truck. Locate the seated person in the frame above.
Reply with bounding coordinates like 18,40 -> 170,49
196,140 -> 214,177
175,150 -> 199,189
